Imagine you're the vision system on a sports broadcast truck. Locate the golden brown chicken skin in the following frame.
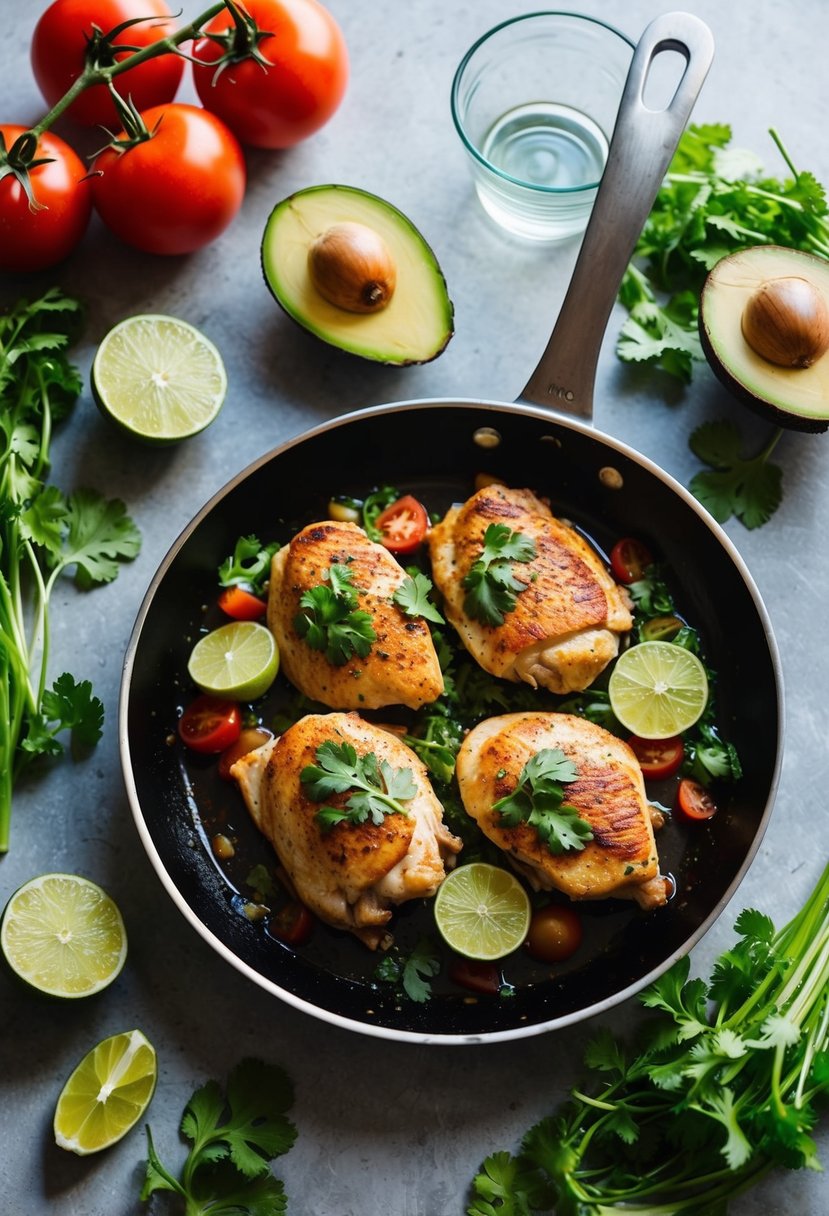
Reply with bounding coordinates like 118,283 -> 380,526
267,519 -> 443,710
428,485 -> 632,694
231,712 -> 462,947
455,711 -> 668,909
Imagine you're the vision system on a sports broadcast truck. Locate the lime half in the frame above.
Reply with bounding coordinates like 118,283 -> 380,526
92,314 -> 227,443
608,641 -> 709,739
1,873 -> 127,998
434,863 -> 531,961
188,620 -> 279,700
54,1029 -> 157,1155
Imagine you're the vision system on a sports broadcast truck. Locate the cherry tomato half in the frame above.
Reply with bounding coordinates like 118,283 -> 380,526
31,0 -> 184,127
676,777 -> 718,821
217,726 -> 274,780
610,537 -> 654,584
178,695 -> 242,754
218,586 -> 268,621
627,734 -> 685,781
449,957 -> 502,995
91,103 -> 246,255
269,900 -> 314,946
192,0 -> 348,149
376,495 -> 429,555
525,904 -> 583,964
0,125 -> 92,272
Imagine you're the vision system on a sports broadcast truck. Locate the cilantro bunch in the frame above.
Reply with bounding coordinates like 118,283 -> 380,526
469,859 -> 829,1215
0,290 -> 140,851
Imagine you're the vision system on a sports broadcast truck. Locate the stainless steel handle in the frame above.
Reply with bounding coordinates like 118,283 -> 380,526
518,11 -> 714,418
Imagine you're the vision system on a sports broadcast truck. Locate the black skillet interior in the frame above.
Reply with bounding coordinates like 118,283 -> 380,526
124,401 -> 780,1040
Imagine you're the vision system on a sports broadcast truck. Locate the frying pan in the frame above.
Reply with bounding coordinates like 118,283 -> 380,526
121,12 -> 782,1044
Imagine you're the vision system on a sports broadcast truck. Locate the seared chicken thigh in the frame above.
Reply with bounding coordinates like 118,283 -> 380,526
231,712 -> 462,947
456,712 -> 667,909
268,519 -> 443,709
428,485 -> 632,694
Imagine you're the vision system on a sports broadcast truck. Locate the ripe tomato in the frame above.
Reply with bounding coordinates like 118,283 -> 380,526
449,957 -> 502,995
192,0 -> 348,149
627,734 -> 685,781
218,586 -> 268,621
217,726 -> 274,780
31,0 -> 184,127
676,777 -> 718,821
0,125 -> 92,272
610,537 -> 654,584
376,495 -> 429,554
91,104 -> 246,255
525,904 -> 583,963
178,695 -> 242,754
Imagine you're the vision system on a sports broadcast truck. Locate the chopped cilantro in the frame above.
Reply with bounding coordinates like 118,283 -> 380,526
218,534 -> 280,596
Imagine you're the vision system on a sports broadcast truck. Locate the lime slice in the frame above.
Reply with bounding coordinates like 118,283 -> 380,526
608,641 -> 709,739
91,314 -> 227,443
188,620 -> 279,700
1,873 -> 127,998
54,1029 -> 157,1155
434,862 -> 531,961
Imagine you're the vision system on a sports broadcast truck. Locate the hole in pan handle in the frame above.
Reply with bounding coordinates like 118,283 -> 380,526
518,11 -> 715,420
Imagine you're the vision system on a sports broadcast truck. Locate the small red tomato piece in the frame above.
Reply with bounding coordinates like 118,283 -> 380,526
449,957 -> 501,995
610,537 -> 654,584
376,495 -> 429,554
217,726 -> 274,780
627,734 -> 685,781
269,900 -> 314,946
676,777 -> 718,821
178,695 -> 241,754
218,586 -> 268,621
525,904 -> 583,964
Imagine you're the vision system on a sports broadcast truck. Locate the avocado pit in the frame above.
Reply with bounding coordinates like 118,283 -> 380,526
308,222 -> 397,314
741,275 -> 829,369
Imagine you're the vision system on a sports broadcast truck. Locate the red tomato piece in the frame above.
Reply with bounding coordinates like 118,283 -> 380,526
192,0 -> 349,149
269,900 -> 314,946
525,904 -> 583,963
218,586 -> 268,621
449,958 -> 501,995
91,103 -> 246,255
178,695 -> 242,754
31,0 -> 184,127
217,726 -> 274,780
676,777 -> 719,821
0,125 -> 92,272
375,495 -> 429,554
627,734 -> 685,781
610,537 -> 654,584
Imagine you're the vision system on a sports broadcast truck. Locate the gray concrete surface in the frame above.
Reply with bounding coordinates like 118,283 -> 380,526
1,1 -> 827,1212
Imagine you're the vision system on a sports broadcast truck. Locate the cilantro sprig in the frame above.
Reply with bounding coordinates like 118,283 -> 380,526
462,523 -> 536,626
393,570 -> 444,624
373,937 -> 441,1003
141,1058 -> 296,1214
218,534 -> 280,597
293,562 -> 376,666
0,290 -> 140,851
688,419 -> 784,528
492,749 -> 593,854
301,739 -> 417,832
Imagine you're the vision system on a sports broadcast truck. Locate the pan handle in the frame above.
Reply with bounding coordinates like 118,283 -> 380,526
517,11 -> 714,419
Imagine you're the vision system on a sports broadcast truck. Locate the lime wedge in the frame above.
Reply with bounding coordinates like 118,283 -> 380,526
188,620 -> 279,700
608,641 -> 709,739
1,873 -> 127,998
54,1029 -> 157,1155
91,314 -> 227,443
434,863 -> 531,961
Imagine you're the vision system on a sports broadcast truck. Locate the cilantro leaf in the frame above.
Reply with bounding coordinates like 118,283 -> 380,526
374,938 -> 441,1003
301,740 -> 416,831
218,534 -> 280,596
393,571 -> 444,623
492,748 -> 592,854
293,563 -> 377,666
689,419 -> 783,527
59,489 -> 142,587
462,523 -> 536,626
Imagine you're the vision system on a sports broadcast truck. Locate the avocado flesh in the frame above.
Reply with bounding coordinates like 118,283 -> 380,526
700,245 -> 829,432
261,185 -> 454,365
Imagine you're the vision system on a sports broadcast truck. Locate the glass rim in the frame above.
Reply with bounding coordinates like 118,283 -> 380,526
450,9 -> 635,196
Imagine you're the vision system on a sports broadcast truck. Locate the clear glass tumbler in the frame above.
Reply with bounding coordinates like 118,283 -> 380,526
451,12 -> 634,241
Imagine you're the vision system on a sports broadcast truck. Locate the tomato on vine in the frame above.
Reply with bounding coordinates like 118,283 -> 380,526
31,0 -> 184,128
192,0 -> 349,149
90,103 -> 246,255
0,125 -> 92,272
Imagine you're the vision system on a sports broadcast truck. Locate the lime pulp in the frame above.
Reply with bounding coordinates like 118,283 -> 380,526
608,641 -> 709,739
433,862 -> 531,961
53,1029 -> 157,1155
187,620 -> 279,701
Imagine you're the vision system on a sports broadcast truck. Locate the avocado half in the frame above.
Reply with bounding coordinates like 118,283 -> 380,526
699,245 -> 829,433
261,185 -> 454,365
